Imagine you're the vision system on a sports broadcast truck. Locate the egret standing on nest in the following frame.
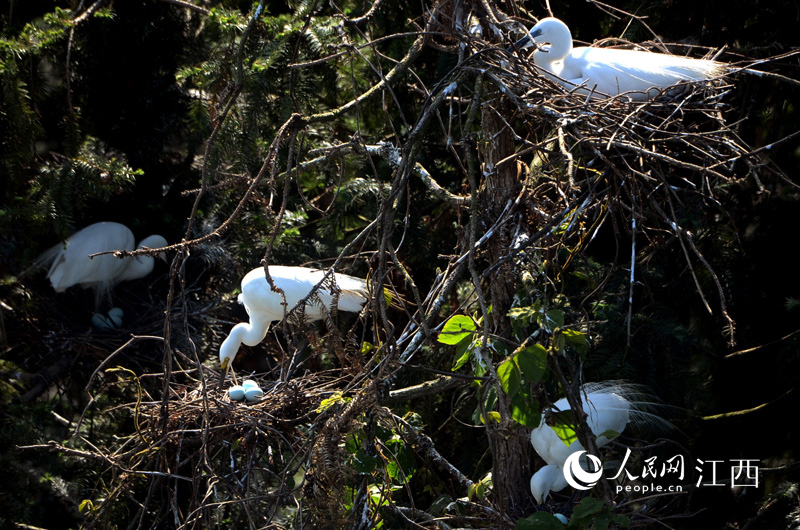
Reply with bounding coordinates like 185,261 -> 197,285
530,382 -> 663,504
39,221 -> 168,306
219,266 -> 371,375
508,17 -> 725,101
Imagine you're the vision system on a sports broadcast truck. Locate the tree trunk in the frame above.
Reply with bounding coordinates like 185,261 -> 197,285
481,97 -> 532,518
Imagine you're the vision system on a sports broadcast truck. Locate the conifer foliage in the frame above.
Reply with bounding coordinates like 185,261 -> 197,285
2,1 -> 800,528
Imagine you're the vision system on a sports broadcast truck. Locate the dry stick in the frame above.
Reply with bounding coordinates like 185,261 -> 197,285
371,62 -> 477,373
652,191 -> 736,344
74,335 -> 165,437
157,0 -> 210,14
725,327 -> 800,359
626,192 -> 637,345
147,19 -> 437,258
390,412 -> 475,492
19,441 -> 192,482
551,357 -> 615,504
70,0 -> 104,24
702,388 -> 794,421
261,133 -> 298,356
175,250 -> 215,495
183,84 -> 241,241
305,1 -> 439,124
341,0 -> 386,26
185,0 -> 265,240
287,31 -> 427,70
65,0 -> 93,139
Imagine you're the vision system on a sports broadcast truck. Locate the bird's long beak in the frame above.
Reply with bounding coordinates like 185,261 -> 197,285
218,357 -> 238,390
507,34 -> 532,53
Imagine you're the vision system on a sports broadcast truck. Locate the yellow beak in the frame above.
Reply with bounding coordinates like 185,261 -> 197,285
218,357 -> 237,390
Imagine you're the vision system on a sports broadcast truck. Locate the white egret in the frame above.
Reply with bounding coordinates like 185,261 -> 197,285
39,222 -> 168,305
219,266 -> 371,372
530,382 -> 662,504
508,17 -> 725,101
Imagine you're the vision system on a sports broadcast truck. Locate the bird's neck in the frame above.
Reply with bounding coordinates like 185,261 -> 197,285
119,255 -> 155,282
534,35 -> 572,70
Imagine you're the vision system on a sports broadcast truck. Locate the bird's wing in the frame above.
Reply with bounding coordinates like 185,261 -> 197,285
583,392 -> 630,446
531,421 -> 580,466
571,47 -> 721,97
39,243 -> 69,291
78,223 -> 135,287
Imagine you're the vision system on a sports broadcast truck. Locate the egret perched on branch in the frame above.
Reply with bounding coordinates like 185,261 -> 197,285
530,382 -> 664,504
508,17 -> 725,101
39,222 -> 168,306
219,266 -> 371,373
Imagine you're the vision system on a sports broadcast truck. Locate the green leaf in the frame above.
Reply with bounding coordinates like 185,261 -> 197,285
563,329 -> 589,355
351,449 -> 378,474
516,344 -> 547,383
515,512 -> 567,530
345,431 -> 364,453
438,315 -> 477,345
429,494 -> 454,516
317,391 -> 350,413
498,358 -> 521,398
451,340 -> 472,371
541,309 -> 565,331
572,496 -> 605,519
551,423 -> 577,446
571,497 -> 630,530
596,429 -> 621,441
508,304 -> 539,323
469,473 -> 493,500
510,392 -> 540,428
473,385 -> 498,425
549,410 -> 578,446
386,440 -> 416,481
552,332 -> 565,355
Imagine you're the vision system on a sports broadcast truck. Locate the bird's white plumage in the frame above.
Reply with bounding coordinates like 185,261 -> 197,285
530,384 -> 633,504
39,222 -> 167,305
511,17 -> 724,101
219,266 -> 370,370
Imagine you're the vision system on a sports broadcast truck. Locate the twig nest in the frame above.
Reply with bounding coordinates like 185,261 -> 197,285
228,385 -> 246,401
244,386 -> 264,402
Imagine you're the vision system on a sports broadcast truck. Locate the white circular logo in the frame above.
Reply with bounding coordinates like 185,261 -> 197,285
563,450 -> 603,490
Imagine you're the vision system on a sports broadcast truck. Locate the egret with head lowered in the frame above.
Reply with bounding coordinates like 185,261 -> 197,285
508,17 -> 725,101
219,266 -> 371,376
530,382 -> 665,504
39,221 -> 168,307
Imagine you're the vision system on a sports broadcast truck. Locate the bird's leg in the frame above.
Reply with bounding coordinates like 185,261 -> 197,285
284,340 -> 309,381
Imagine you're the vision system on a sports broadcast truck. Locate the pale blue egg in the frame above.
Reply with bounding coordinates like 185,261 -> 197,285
228,385 -> 246,401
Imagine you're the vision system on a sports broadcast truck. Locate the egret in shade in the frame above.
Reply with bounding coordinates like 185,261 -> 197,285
508,17 -> 725,101
39,222 -> 168,306
219,266 -> 371,374
530,382 -> 665,504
